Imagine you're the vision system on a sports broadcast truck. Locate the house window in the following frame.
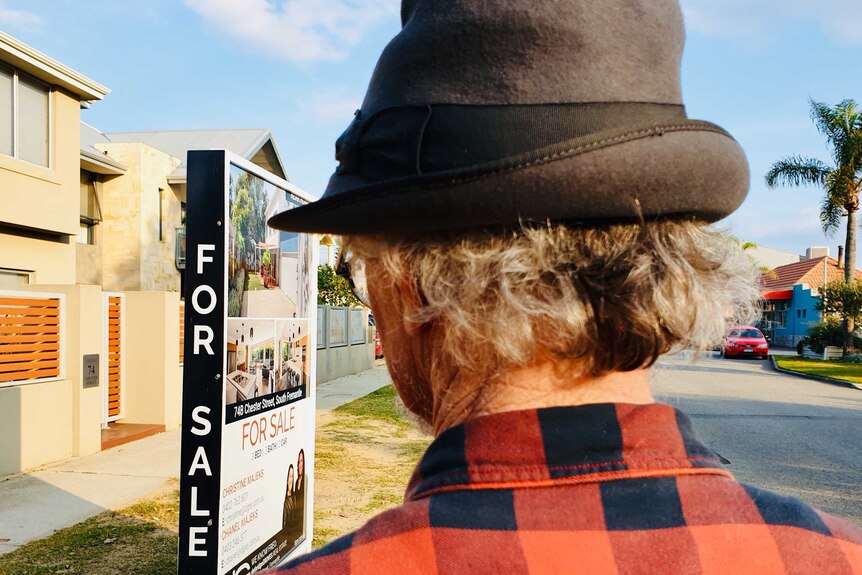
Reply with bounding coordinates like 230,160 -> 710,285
280,231 -> 298,253
803,309 -> 807,319
0,67 -> 11,156
0,65 -> 50,168
79,172 -> 102,245
761,300 -> 788,329
158,188 -> 165,242
77,222 -> 94,245
175,226 -> 187,270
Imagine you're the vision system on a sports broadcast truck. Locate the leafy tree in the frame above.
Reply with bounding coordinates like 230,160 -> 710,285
817,280 -> 862,344
231,183 -> 253,266
231,172 -> 270,271
246,174 -> 268,258
235,231 -> 246,268
318,265 -> 362,307
766,99 -> 862,350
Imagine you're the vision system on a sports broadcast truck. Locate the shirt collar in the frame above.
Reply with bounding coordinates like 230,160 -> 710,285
406,403 -> 730,500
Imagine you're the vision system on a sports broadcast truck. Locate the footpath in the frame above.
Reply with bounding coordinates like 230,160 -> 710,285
0,364 -> 392,556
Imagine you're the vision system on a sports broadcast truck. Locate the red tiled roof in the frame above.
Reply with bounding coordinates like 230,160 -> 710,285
760,256 -> 862,291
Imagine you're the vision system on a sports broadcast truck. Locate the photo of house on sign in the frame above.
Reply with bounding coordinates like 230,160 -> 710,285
228,164 -> 311,319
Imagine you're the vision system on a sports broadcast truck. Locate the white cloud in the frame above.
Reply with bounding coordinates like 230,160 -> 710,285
185,0 -> 397,62
0,5 -> 41,29
300,91 -> 361,123
681,0 -> 862,45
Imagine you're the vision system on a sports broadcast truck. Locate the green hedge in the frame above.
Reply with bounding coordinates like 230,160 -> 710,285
228,269 -> 246,317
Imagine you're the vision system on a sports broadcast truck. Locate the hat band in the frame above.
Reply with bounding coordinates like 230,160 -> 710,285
332,102 -> 688,192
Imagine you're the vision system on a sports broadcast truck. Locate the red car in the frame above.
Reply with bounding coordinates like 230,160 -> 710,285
720,326 -> 769,359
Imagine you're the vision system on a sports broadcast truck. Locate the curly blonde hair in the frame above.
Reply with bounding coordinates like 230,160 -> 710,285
345,221 -> 760,380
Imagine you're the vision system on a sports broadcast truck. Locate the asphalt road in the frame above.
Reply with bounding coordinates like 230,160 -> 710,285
652,351 -> 862,527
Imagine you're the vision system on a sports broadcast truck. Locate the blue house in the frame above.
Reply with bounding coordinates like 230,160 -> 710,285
760,256 -> 862,347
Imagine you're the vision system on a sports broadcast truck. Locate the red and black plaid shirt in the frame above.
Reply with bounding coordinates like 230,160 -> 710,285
273,403 -> 862,574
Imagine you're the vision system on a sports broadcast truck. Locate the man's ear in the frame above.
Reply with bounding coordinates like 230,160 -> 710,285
398,277 -> 427,336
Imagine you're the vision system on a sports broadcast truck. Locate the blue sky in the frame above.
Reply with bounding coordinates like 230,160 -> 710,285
4,0 -> 862,262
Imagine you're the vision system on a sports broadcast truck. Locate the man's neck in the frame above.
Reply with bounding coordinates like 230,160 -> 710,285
431,363 -> 654,435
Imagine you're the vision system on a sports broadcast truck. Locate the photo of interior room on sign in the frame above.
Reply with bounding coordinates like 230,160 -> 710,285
277,320 -> 309,392
225,319 -> 277,406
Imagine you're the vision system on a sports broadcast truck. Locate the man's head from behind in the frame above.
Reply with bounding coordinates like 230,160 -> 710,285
344,222 -> 759,432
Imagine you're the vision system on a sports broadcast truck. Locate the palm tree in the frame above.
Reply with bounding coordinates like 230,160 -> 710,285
766,99 -> 862,350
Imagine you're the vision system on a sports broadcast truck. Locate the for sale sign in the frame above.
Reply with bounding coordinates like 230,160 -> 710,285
179,150 -> 318,574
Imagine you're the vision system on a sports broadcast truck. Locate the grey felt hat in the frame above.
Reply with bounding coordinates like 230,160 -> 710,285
269,0 -> 749,234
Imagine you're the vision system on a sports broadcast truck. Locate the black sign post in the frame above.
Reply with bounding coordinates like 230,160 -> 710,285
179,150 -> 227,574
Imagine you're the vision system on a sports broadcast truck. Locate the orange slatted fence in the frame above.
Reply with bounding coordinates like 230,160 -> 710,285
179,301 -> 185,364
0,295 -> 62,384
106,296 -> 122,418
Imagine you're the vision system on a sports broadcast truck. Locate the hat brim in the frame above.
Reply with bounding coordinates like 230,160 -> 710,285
269,123 -> 748,235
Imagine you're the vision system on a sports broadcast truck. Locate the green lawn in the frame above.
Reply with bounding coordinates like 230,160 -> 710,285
334,384 -> 410,427
246,272 -> 264,291
0,488 -> 179,575
773,356 -> 862,384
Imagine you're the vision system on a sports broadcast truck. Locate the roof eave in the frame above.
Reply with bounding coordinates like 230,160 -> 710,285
80,149 -> 127,175
246,130 -> 290,181
0,31 -> 109,102
245,130 -> 270,160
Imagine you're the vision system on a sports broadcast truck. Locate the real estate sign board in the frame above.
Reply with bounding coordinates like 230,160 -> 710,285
179,150 -> 318,574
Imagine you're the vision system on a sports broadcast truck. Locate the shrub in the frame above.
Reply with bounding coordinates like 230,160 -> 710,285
228,269 -> 246,317
317,265 -> 362,307
804,320 -> 862,353
804,321 -> 843,354
840,354 -> 862,364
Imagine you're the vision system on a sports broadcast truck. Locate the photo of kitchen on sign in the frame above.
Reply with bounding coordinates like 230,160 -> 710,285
225,319 -> 277,407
